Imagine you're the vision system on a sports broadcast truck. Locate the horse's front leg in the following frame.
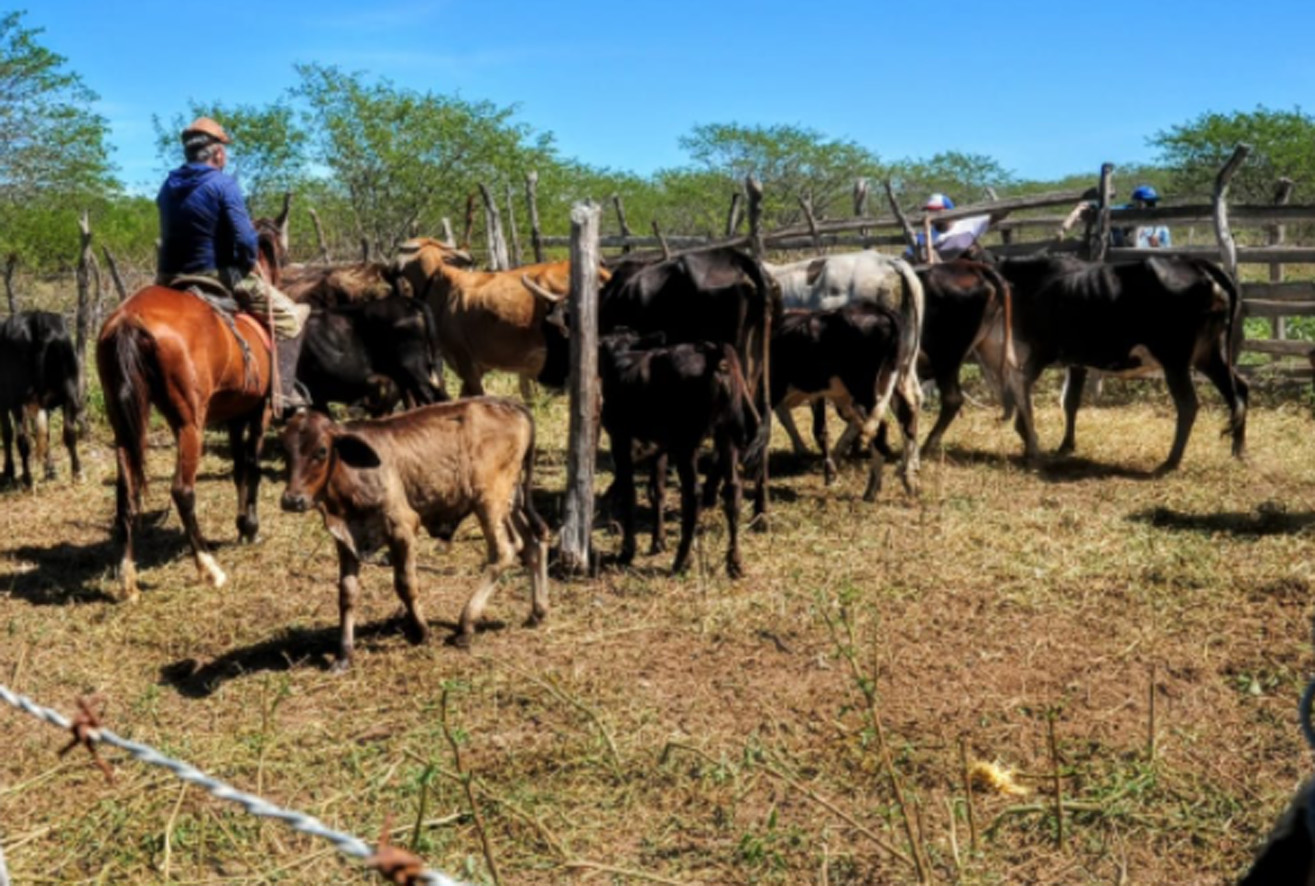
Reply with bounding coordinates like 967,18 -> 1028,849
173,422 -> 226,588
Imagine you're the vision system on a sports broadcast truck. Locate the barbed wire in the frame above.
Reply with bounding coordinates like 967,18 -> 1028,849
0,683 -> 468,886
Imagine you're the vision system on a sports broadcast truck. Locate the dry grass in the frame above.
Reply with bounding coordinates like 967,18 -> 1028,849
2,373 -> 1315,885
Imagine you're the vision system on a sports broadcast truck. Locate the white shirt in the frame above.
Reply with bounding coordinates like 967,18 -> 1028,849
911,214 -> 991,260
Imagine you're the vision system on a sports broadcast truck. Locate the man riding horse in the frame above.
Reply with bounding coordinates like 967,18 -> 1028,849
156,116 -> 309,415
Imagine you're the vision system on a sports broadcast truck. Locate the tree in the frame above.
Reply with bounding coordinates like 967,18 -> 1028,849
1151,105 -> 1315,202
888,151 -> 1016,207
678,122 -> 885,226
0,10 -> 113,203
153,100 -> 309,212
292,64 -> 553,256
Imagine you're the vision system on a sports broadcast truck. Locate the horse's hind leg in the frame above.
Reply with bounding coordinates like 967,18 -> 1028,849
230,415 -> 264,543
174,423 -> 226,588
115,445 -> 142,602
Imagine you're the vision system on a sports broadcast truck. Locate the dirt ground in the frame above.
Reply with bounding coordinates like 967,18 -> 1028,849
2,377 -> 1314,885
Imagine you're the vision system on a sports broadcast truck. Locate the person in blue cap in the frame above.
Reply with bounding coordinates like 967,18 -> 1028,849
1130,185 -> 1171,248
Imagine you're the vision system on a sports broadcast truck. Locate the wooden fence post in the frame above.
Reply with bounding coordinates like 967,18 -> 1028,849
1268,177 -> 1294,343
360,237 -> 371,263
1213,143 -> 1251,361
558,201 -> 602,576
478,183 -> 510,270
101,246 -> 128,302
440,217 -> 456,248
75,210 -> 97,411
307,207 -> 332,263
853,178 -> 870,238
612,194 -> 634,254
884,180 -> 919,258
651,220 -> 672,260
525,171 -> 545,263
725,191 -> 744,237
506,183 -> 523,267
798,192 -> 822,253
1212,144 -> 1250,284
746,175 -> 765,259
1090,163 -> 1114,261
4,253 -> 17,314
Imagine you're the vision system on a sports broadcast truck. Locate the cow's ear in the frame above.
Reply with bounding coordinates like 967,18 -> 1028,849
805,259 -> 826,286
333,434 -> 383,469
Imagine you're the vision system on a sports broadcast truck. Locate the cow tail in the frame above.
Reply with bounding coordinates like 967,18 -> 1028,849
413,295 -> 448,399
518,405 -> 549,542
892,258 -> 925,386
722,345 -> 766,470
737,253 -> 778,468
1198,259 -> 1244,368
97,318 -> 153,494
977,262 -> 1016,377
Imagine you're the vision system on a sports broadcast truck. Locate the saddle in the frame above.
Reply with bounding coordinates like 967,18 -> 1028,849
159,274 -> 270,393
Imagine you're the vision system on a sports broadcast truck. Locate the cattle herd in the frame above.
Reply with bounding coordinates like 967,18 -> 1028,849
2,230 -> 1305,876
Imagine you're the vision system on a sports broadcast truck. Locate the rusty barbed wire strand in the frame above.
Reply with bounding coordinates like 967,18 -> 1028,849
0,683 -> 467,886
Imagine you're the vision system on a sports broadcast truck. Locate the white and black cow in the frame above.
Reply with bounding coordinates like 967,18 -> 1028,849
977,254 -> 1246,472
766,251 -> 925,491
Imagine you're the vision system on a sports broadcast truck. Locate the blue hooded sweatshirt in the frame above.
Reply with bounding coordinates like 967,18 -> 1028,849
156,163 -> 259,278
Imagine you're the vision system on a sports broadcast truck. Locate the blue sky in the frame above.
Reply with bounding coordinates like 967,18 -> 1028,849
20,0 -> 1315,192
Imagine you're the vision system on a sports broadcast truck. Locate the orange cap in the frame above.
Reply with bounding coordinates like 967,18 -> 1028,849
181,116 -> 231,145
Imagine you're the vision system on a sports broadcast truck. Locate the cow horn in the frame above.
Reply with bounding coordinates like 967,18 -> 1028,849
522,274 -> 564,303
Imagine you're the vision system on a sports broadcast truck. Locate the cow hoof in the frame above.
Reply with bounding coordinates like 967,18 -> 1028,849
1152,461 -> 1181,478
330,657 -> 352,674
1055,443 -> 1075,457
403,621 -> 430,646
44,468 -> 58,481
649,541 -> 666,555
523,611 -> 545,629
451,631 -> 474,651
726,559 -> 744,579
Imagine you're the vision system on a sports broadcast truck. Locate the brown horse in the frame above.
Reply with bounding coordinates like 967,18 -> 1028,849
96,208 -> 290,601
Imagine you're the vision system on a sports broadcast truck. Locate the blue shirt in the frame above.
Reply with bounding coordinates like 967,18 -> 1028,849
156,163 -> 259,277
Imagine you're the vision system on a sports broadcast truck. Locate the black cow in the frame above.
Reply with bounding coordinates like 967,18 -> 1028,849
299,294 -> 446,416
0,311 -> 83,488
771,302 -> 908,501
600,331 -> 762,578
976,254 -> 1246,472
915,259 -> 1013,452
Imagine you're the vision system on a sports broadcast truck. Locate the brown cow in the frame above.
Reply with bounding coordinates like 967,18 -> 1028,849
279,399 -> 549,669
392,238 -> 610,398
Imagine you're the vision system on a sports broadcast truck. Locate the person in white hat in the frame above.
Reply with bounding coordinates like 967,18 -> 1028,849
909,193 -> 995,261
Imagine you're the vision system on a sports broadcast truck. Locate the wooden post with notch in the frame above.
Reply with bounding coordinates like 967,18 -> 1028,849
525,171 -> 545,263
506,183 -> 523,267
440,217 -> 455,248
885,180 -> 919,259
558,201 -> 602,576
1090,163 -> 1114,262
1213,144 -> 1251,361
75,210 -> 97,411
1268,177 -> 1294,344
853,178 -> 869,239
612,194 -> 634,254
478,182 -> 510,271
798,192 -> 822,253
460,192 -> 477,251
725,190 -> 744,237
307,207 -> 332,263
101,246 -> 128,302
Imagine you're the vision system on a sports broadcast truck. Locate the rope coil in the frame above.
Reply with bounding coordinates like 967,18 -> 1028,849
0,684 -> 467,886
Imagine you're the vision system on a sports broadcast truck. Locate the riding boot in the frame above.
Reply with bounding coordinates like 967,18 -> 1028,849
274,328 -> 311,419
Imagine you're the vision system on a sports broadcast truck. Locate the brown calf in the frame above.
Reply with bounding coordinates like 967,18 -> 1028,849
280,399 -> 549,669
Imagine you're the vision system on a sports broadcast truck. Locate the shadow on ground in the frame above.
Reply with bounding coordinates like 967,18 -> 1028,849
1129,503 -> 1315,537
3,516 -> 186,605
161,615 -> 503,697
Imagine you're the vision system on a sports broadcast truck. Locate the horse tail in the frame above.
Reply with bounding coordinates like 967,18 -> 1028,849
735,251 -> 779,468
1196,258 -> 1243,368
974,261 -> 1016,377
891,257 -> 925,388
97,316 -> 154,493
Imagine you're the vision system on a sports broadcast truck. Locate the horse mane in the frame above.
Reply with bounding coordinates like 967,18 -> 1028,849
252,217 -> 287,284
